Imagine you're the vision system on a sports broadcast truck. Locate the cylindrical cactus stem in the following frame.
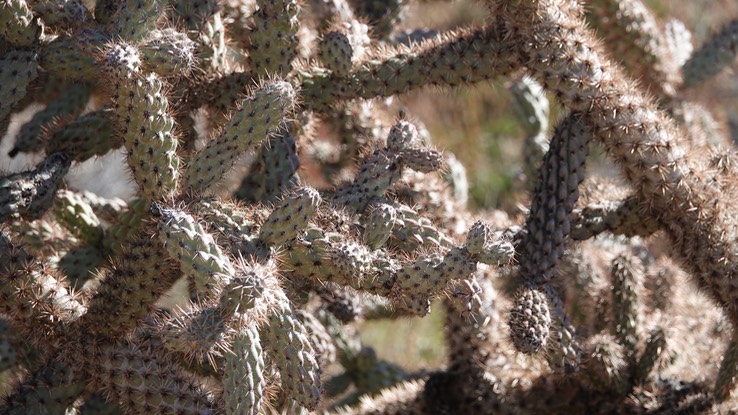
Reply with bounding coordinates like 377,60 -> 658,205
489,0 -> 738,327
571,195 -> 658,240
297,25 -> 519,112
74,223 -> 178,340
544,284 -> 581,373
298,310 -> 337,368
102,197 -> 148,255
114,0 -> 165,42
259,187 -> 321,248
315,282 -> 363,323
0,232 -> 86,348
0,152 -> 71,223
0,0 -> 42,47
10,82 -> 92,157
45,108 -> 118,163
56,244 -> 107,288
509,75 -> 550,190
92,337 -> 215,414
39,33 -> 103,82
155,205 -> 235,299
682,18 -> 738,88
716,334 -> 738,402
247,0 -> 300,77
0,50 -> 39,136
517,113 -> 590,288
634,327 -> 666,385
0,352 -> 85,415
389,201 -> 454,251
140,28 -> 197,78
187,196 -> 265,257
0,319 -> 17,372
106,45 -> 180,201
184,80 -> 296,193
261,288 -> 322,411
587,0 -> 682,97
507,285 -> 552,354
235,126 -> 301,204
319,30 -> 353,76
465,220 -> 490,255
32,0 -> 89,30
363,202 -> 397,250
610,254 -> 641,369
223,324 -> 265,415
53,189 -> 104,246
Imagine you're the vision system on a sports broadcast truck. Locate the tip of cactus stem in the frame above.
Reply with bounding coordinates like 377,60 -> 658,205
508,286 -> 552,354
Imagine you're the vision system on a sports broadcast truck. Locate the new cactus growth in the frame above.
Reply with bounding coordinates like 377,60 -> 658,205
3,0 -> 738,413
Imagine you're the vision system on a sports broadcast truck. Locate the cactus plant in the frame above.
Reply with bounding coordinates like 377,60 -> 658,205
3,0 -> 738,413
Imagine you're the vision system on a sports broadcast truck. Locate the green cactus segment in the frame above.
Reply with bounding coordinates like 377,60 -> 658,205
94,340 -> 214,414
298,310 -> 337,367
57,244 -> 107,287
11,83 -> 92,157
184,81 -> 295,193
518,114 -> 590,287
156,305 -> 230,369
390,202 -> 453,251
115,0 -> 165,42
53,189 -> 104,246
235,127 -> 301,204
80,226 -> 179,340
1,357 -> 85,415
39,35 -> 101,81
319,30 -> 353,76
224,325 -> 265,415
391,246 -> 478,316
298,26 -> 516,112
508,286 -> 552,354
465,221 -> 490,255
111,66 -> 180,201
248,0 -> 300,77
634,327 -> 666,385
571,196 -> 658,240
141,28 -> 197,78
588,0 -> 681,96
363,202 -> 396,250
0,0 -> 41,47
0,50 -> 39,133
0,232 -> 86,345
187,72 -> 252,127
610,254 -> 640,368
46,108 -> 118,162
188,196 -> 264,256
545,285 -> 580,372
218,260 -> 267,317
33,0 -> 88,29
334,148 -> 402,213
262,289 -> 322,411
0,152 -> 71,223
510,75 -> 550,190
157,206 -> 234,297
682,18 -> 738,87
103,197 -> 148,255
259,187 -> 321,247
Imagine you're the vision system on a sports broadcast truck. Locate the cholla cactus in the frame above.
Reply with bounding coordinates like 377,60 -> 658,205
3,0 -> 738,413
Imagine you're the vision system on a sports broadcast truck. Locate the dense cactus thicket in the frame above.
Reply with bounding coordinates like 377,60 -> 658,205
2,0 -> 738,413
